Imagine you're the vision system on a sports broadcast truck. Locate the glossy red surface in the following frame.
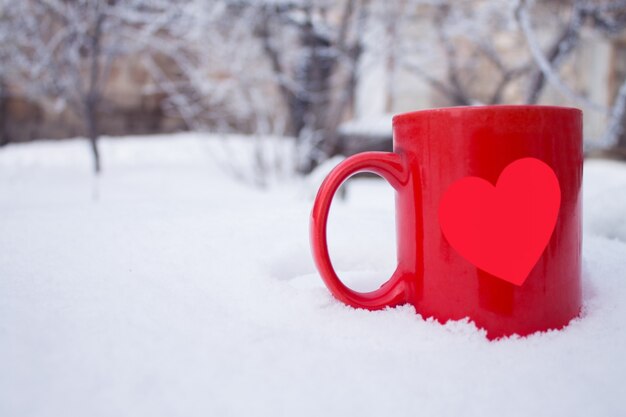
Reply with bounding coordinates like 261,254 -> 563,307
310,105 -> 583,339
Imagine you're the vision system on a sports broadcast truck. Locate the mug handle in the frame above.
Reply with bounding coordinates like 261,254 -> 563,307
310,152 -> 409,310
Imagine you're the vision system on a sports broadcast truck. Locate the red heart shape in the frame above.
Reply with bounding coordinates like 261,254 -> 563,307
438,158 -> 560,286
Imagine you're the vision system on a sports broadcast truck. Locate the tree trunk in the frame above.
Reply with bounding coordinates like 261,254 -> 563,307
256,4 -> 361,174
319,43 -> 362,161
85,100 -> 101,174
85,8 -> 104,174
0,79 -> 8,147
617,111 -> 626,154
292,18 -> 337,174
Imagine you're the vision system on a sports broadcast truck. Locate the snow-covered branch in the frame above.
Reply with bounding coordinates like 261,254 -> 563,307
516,0 -> 609,113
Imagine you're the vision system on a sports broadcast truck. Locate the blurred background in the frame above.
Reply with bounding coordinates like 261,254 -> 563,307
0,0 -> 625,182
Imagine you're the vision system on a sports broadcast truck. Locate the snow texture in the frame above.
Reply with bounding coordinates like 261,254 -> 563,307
1,133 -> 626,417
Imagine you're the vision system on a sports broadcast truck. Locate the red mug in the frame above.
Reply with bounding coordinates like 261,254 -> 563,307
310,105 -> 582,339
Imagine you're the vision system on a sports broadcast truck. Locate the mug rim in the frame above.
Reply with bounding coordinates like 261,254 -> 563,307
392,105 -> 582,127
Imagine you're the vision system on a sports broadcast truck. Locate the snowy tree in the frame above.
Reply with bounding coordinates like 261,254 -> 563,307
3,0 -> 177,172
368,0 -> 626,154
252,0 -> 371,173
516,0 -> 626,153
369,0 -> 534,107
144,0 -> 371,176
136,0 -> 294,186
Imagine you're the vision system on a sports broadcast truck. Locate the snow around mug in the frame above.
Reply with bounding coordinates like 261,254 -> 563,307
310,105 -> 582,339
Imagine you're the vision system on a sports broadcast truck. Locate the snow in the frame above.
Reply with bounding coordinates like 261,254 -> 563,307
1,133 -> 626,417
338,113 -> 394,137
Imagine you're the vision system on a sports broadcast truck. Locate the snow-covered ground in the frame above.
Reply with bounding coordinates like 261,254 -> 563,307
1,133 -> 626,417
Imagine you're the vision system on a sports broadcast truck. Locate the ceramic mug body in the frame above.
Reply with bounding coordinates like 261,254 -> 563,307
310,105 -> 582,339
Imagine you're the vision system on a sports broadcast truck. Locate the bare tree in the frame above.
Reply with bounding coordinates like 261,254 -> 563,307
382,0 -> 533,107
8,0 -> 109,172
144,0 -> 371,179
516,0 -> 626,152
6,0 -> 175,173
138,1 -> 294,186
374,0 -> 626,154
516,0 -> 612,111
254,0 -> 371,173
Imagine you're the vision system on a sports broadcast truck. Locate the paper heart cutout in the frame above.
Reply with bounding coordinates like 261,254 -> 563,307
438,157 -> 560,286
